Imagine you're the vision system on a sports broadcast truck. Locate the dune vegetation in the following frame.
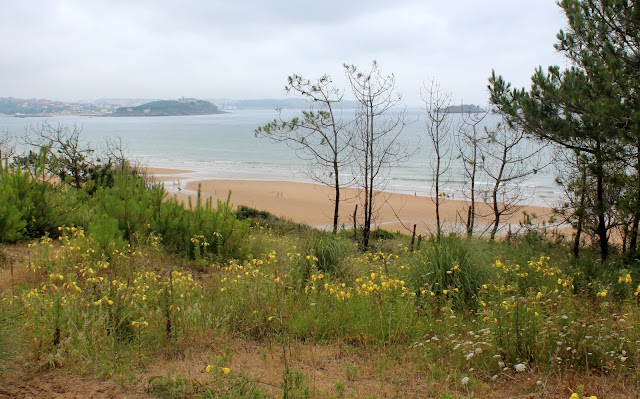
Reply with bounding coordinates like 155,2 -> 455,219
0,139 -> 638,399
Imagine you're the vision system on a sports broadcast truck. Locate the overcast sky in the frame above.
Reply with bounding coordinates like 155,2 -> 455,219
1,1 -> 569,106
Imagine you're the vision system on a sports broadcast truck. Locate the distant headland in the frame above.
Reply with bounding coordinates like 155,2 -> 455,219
112,98 -> 224,116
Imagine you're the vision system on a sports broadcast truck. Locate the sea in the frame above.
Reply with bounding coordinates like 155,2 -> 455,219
0,108 -> 561,207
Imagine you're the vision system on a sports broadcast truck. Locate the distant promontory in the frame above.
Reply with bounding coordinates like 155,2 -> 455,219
113,98 -> 223,116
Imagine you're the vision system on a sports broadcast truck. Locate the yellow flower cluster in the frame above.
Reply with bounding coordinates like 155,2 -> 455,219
190,234 -> 210,247
618,272 -> 632,284
19,228 -> 202,345
205,365 -> 231,374
217,253 -> 286,289
303,268 -> 414,302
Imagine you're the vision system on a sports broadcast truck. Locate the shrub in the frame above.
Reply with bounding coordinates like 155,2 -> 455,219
154,191 -> 250,261
236,205 -> 274,221
0,170 -> 26,242
0,161 -> 86,241
371,228 -> 395,240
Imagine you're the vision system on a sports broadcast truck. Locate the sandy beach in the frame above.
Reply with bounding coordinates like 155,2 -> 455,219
148,168 -> 554,237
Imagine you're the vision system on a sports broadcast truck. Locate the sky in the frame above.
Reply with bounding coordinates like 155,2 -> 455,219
1,1 -> 569,106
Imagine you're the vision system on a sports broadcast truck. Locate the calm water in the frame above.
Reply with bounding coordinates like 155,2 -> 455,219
0,109 -> 560,206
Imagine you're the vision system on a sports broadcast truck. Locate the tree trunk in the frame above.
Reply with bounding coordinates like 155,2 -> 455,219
630,216 -> 639,252
362,102 -> 375,249
490,146 -> 508,241
466,205 -> 473,237
630,142 -> 640,252
573,196 -> 585,258
595,142 -> 608,261
435,155 -> 441,241
467,158 -> 476,238
490,196 -> 500,240
333,167 -> 340,234
353,204 -> 358,240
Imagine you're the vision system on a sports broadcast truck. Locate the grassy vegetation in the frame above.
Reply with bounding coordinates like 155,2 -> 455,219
0,157 -> 639,398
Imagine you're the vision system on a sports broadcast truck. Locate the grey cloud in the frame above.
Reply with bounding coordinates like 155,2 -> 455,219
0,0 -> 568,104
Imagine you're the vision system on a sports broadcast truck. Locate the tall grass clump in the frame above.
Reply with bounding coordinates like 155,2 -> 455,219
292,233 -> 353,284
408,236 -> 491,308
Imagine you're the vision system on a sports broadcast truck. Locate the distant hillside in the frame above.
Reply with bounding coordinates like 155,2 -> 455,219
113,99 -> 223,116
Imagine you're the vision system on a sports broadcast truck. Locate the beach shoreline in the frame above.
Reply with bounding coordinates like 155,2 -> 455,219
146,167 -> 555,237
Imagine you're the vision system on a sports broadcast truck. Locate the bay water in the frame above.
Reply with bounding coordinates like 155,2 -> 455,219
0,108 -> 560,207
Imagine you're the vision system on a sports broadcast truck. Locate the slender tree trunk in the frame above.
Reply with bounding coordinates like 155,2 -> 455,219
629,142 -> 640,251
466,205 -> 473,237
573,164 -> 587,258
467,140 -> 477,237
595,142 -> 608,261
490,185 -> 501,240
362,102 -> 374,249
435,154 -> 441,241
333,163 -> 340,234
353,204 -> 358,240
364,149 -> 374,249
630,216 -> 639,252
489,146 -> 508,240
362,137 -> 370,248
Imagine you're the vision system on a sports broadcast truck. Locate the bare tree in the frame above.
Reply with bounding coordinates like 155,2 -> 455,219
104,136 -> 130,170
256,74 -> 352,234
422,80 -> 453,240
344,61 -> 410,248
479,119 -> 547,240
0,130 -> 15,166
457,110 -> 488,237
22,122 -> 95,188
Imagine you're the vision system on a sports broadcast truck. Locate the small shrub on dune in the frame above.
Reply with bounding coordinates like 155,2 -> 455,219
371,228 -> 395,240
